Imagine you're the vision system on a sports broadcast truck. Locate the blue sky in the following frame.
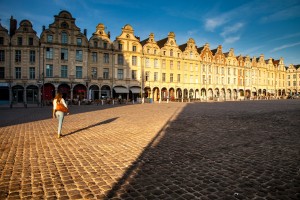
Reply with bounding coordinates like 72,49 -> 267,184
1,0 -> 300,66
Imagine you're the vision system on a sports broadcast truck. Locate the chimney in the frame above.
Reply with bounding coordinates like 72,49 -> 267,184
84,29 -> 87,36
42,25 -> 45,31
9,16 -> 17,37
108,31 -> 110,39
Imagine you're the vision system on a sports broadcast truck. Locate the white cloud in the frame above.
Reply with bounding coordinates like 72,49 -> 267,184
270,42 -> 300,52
224,36 -> 240,44
204,17 -> 228,32
221,23 -> 244,37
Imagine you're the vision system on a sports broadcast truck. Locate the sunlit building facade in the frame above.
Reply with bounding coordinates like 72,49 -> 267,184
0,10 -> 299,106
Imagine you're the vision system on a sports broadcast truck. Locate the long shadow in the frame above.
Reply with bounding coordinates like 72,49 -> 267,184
0,104 -> 129,128
105,100 -> 300,199
62,117 -> 118,137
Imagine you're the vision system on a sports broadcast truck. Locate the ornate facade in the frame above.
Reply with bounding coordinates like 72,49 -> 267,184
0,10 -> 299,106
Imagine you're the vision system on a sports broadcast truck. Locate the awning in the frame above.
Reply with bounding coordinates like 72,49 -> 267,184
114,87 -> 129,93
130,87 -> 141,94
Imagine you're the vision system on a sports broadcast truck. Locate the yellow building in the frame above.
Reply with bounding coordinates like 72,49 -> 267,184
0,10 -> 298,106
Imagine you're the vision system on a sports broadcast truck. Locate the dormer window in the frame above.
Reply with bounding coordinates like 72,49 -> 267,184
47,35 -> 53,43
132,45 -> 136,52
103,42 -> 107,49
17,37 -> 22,46
77,38 -> 82,46
170,49 -> 173,57
61,22 -> 68,29
118,43 -> 122,50
61,32 -> 68,44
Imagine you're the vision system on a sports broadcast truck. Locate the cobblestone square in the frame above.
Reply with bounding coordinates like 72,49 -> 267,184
0,100 -> 300,199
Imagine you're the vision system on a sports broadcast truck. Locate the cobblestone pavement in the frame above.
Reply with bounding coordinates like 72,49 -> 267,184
0,100 -> 300,200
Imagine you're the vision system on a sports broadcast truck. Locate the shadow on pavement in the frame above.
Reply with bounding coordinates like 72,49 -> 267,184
105,101 -> 300,199
0,104 -> 129,128
62,117 -> 119,137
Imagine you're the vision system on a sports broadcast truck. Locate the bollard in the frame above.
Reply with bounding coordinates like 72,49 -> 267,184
101,100 -> 104,105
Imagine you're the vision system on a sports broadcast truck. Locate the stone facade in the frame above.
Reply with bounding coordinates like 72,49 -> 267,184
0,10 -> 299,106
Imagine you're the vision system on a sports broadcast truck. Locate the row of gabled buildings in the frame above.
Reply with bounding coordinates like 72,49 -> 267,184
0,10 -> 299,106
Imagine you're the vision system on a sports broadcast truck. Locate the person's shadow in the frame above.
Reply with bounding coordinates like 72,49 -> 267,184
62,117 -> 118,137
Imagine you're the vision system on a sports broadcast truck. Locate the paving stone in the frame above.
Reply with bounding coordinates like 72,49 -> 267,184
0,100 -> 300,199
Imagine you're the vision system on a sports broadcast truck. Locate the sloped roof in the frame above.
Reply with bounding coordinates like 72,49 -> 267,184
140,38 -> 148,46
197,46 -> 204,54
156,38 -> 168,48
211,48 -> 217,55
178,43 -> 187,52
0,23 -> 8,33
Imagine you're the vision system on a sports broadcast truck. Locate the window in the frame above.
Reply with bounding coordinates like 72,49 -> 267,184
177,74 -> 181,83
195,64 -> 198,72
221,67 -> 224,75
0,37 -> 4,45
228,77 -> 230,84
77,38 -> 82,46
170,60 -> 173,69
154,72 -> 158,81
104,53 -> 109,63
76,66 -> 82,78
15,67 -> 21,79
30,50 -> 35,62
92,52 -> 97,62
92,67 -> 97,79
94,41 -> 97,47
103,68 -> 109,79
228,68 -> 231,75
162,59 -> 166,68
170,49 -> 173,57
132,70 -> 137,80
28,37 -> 33,46
145,71 -> 150,81
190,51 -> 193,58
154,59 -> 158,68
118,54 -> 124,65
190,75 -> 193,83
46,64 -> 53,77
103,42 -> 107,49
29,67 -> 35,79
162,73 -> 166,82
47,35 -> 53,43
46,47 -> 53,59
15,50 -> 21,62
132,46 -> 136,52
61,32 -> 68,44
117,69 -> 123,79
132,56 -> 137,66
17,37 -> 22,45
0,67 -> 5,79
170,73 -> 173,82
118,43 -> 122,50
184,63 -> 187,71
61,65 -> 68,78
0,50 -> 5,62
190,63 -> 193,71
195,75 -> 198,84
61,48 -> 68,60
76,50 -> 83,61
177,61 -> 180,70
145,58 -> 150,68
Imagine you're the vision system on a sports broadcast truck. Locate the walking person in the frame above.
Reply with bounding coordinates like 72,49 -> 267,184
53,92 -> 68,138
